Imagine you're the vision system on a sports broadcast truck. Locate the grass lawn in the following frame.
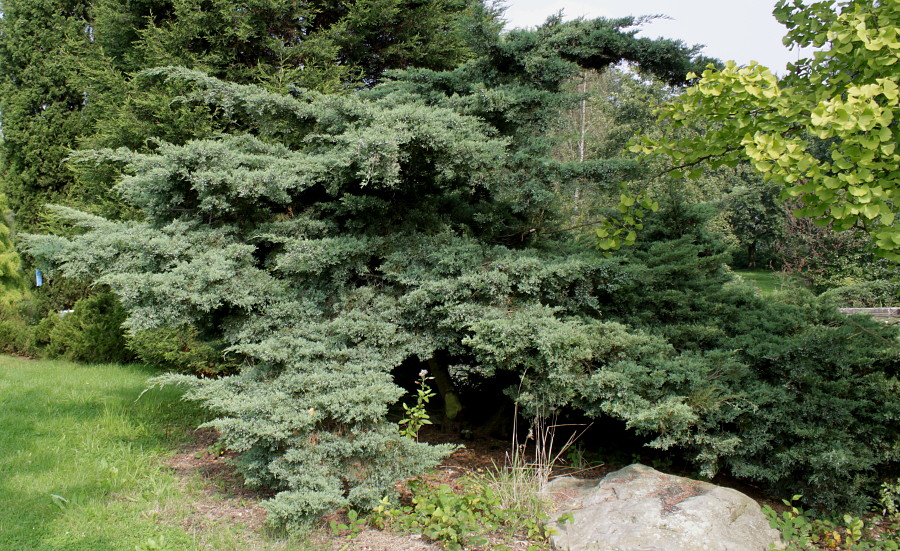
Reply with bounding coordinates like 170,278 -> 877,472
0,356 -> 308,551
732,268 -> 786,296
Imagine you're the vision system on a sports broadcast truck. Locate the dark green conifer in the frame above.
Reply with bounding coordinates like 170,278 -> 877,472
89,0 -> 492,90
1,0 -> 495,230
0,0 -> 95,231
0,194 -> 26,306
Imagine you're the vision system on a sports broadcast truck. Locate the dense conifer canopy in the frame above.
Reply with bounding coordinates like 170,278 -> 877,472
6,0 -> 897,527
22,16 -> 725,525
0,0 -> 495,231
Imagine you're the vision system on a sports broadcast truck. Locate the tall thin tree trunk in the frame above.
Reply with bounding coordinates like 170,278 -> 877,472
575,73 -> 588,208
579,73 -> 587,164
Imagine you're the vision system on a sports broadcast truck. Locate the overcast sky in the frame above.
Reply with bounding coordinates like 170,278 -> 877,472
500,0 -> 813,75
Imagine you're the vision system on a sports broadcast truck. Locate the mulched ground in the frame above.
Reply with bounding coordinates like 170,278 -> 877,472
166,427 -> 445,550
164,426 -> 569,549
166,427 -> 273,545
164,426 -> 898,551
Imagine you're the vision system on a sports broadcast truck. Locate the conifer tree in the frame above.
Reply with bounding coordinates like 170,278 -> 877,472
0,0 -> 495,231
26,11 -> 900,519
91,0 -> 491,90
0,195 -> 26,306
26,17 -> 715,527
0,0 -> 95,231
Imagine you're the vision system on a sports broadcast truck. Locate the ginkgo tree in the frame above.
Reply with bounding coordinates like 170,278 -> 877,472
634,0 -> 899,260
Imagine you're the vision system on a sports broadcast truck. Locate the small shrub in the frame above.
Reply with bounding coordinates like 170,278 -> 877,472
0,318 -> 34,356
0,302 -> 39,356
26,276 -> 92,322
127,325 -> 239,376
41,292 -> 133,364
372,477 -> 556,551
821,281 -> 899,308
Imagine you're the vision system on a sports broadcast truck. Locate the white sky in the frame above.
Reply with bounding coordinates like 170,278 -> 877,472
500,0 -> 813,75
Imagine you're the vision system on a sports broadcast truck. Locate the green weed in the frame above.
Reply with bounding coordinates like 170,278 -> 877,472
329,509 -> 367,538
398,370 -> 435,441
764,496 -> 900,551
879,480 -> 900,521
372,475 -> 558,551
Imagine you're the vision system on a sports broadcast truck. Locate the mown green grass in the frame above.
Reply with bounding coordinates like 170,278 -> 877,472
0,356 -> 310,551
0,356 -> 204,549
732,268 -> 786,296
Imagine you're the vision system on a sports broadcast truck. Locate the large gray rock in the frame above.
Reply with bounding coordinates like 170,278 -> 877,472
545,464 -> 784,551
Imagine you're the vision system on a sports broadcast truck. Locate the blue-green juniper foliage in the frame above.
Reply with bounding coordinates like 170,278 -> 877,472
24,15 -> 898,527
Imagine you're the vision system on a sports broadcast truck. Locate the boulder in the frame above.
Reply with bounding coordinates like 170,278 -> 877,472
545,464 -> 784,551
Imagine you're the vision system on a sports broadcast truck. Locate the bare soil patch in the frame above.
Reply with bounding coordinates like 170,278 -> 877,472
166,427 -> 272,544
166,427 -> 446,550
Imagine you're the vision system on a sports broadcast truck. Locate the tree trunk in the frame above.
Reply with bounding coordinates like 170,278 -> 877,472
427,357 -> 463,426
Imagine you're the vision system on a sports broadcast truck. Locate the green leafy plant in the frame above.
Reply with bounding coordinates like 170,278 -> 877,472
202,439 -> 227,458
880,480 -> 900,521
764,495 -> 900,551
372,477 -> 557,551
843,514 -> 865,547
564,443 -> 595,470
398,370 -> 435,441
764,496 -> 815,550
330,509 -> 367,538
594,190 -> 659,252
